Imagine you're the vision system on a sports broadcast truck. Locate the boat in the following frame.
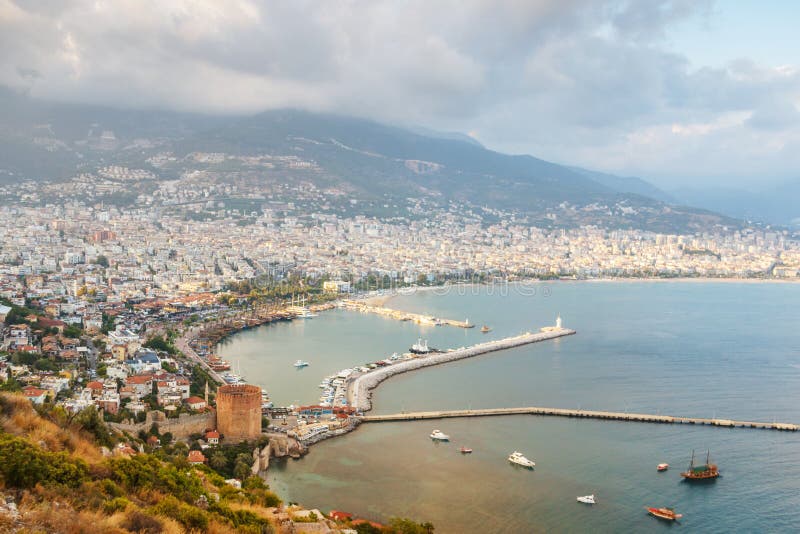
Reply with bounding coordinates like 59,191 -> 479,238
577,495 -> 595,505
657,463 -> 669,472
430,430 -> 450,441
460,447 -> 473,454
508,451 -> 535,468
410,338 -> 432,354
480,325 -> 491,333
293,360 -> 310,368
680,450 -> 719,480
208,355 -> 231,371
647,507 -> 682,521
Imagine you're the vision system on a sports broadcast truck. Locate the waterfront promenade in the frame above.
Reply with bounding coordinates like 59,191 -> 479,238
348,327 -> 576,411
175,327 -> 226,384
360,407 -> 799,432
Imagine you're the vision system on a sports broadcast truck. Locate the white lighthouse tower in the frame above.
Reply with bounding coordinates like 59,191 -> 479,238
556,315 -> 562,329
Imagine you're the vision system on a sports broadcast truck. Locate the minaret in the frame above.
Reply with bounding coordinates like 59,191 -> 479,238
556,315 -> 562,329
204,381 -> 209,404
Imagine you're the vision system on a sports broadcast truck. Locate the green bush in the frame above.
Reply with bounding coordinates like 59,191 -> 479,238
0,434 -> 89,488
108,454 -> 206,503
151,496 -> 209,531
103,497 -> 130,514
208,501 -> 271,532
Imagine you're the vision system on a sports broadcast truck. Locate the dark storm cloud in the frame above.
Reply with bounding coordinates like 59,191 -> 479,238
0,0 -> 798,182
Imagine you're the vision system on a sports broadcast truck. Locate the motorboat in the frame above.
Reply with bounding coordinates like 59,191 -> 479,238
508,451 -> 535,468
657,463 -> 669,472
577,495 -> 595,505
430,429 -> 450,441
460,447 -> 473,454
647,507 -> 682,521
294,360 -> 310,368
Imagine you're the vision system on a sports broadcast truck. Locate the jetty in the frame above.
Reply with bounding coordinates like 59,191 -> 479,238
359,407 -> 799,432
339,299 -> 474,328
348,325 -> 576,411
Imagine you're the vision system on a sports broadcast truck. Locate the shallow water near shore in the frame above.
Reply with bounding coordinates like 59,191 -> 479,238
221,282 -> 800,533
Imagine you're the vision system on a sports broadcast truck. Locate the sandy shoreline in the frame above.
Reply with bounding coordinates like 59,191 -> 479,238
360,277 -> 797,307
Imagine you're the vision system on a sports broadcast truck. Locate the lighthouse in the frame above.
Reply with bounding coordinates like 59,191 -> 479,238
556,315 -> 562,329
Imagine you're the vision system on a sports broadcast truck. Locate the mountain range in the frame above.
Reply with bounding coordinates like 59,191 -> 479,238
0,87 -> 743,232
671,182 -> 800,228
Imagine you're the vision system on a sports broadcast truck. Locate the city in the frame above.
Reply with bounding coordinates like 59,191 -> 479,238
2,1 -> 800,533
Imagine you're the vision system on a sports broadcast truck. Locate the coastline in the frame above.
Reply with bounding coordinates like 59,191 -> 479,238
361,276 -> 800,308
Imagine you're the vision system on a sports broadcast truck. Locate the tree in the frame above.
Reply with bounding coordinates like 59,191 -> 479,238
95,255 -> 110,268
143,335 -> 176,355
75,406 -> 113,447
210,451 -> 228,471
388,517 -> 435,534
0,375 -> 22,392
233,460 -> 251,481
63,324 -> 83,338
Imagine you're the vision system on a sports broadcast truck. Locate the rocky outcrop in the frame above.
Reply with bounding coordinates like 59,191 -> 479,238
252,442 -> 271,475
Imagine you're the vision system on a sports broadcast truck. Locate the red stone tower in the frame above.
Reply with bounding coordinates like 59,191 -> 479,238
216,384 -> 262,442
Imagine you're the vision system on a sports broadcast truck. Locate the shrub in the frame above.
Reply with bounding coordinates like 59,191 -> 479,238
208,501 -> 271,532
107,455 -> 206,503
103,496 -> 130,514
151,496 -> 209,531
0,434 -> 89,488
121,509 -> 164,534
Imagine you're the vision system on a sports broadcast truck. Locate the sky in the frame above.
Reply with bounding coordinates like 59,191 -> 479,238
1,0 -> 799,190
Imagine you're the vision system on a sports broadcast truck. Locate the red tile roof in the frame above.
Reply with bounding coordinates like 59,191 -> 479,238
187,450 -> 206,464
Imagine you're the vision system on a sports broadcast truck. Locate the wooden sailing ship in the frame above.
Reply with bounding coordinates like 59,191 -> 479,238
680,449 -> 720,480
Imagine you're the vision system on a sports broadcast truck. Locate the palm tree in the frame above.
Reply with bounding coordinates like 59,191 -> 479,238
209,451 -> 228,471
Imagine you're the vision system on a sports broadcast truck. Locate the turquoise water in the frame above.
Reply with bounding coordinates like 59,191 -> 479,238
219,282 -> 800,533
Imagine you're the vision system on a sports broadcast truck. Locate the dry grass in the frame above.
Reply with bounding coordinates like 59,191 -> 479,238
225,500 -> 276,519
0,393 -> 104,464
17,501 -> 127,534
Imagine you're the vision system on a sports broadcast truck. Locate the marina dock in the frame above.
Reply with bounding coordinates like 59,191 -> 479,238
359,407 -> 799,431
348,326 -> 576,411
340,299 -> 474,328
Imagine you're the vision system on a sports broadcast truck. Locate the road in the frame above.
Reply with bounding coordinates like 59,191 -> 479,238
174,327 -> 226,385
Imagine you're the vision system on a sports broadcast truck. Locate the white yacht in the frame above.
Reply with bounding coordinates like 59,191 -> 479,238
294,360 -> 310,368
577,495 -> 595,504
410,338 -> 432,354
429,429 -> 450,441
508,451 -> 535,468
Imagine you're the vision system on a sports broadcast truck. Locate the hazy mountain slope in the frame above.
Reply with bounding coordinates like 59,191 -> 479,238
0,90 -> 741,231
673,181 -> 800,227
569,166 -> 676,204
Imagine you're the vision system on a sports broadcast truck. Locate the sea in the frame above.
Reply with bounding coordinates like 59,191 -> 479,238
217,281 -> 800,533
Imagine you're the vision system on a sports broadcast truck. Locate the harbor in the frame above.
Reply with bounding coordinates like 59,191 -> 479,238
339,299 -> 474,328
359,407 -> 799,431
226,282 -> 800,534
348,320 -> 576,412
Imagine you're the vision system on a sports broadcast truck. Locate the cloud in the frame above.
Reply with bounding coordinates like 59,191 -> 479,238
0,0 -> 799,185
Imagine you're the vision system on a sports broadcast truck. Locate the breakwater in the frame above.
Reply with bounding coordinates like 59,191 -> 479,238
360,407 -> 799,431
340,299 -> 474,328
348,328 -> 576,411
